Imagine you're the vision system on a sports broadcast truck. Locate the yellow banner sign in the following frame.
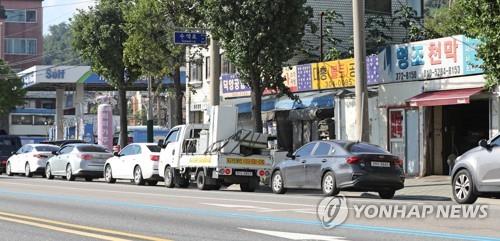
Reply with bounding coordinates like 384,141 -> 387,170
189,156 -> 211,164
312,58 -> 355,89
226,158 -> 265,165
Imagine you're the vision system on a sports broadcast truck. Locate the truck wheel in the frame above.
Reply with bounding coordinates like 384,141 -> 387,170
196,170 -> 210,190
240,178 -> 259,192
164,166 -> 175,188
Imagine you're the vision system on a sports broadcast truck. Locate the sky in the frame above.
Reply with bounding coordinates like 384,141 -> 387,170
42,0 -> 95,35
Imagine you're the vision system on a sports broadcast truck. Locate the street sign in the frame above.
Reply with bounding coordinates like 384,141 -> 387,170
174,31 -> 207,45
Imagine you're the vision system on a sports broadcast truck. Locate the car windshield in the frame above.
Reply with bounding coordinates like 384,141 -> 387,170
35,146 -> 59,152
146,145 -> 161,153
77,145 -> 109,153
0,137 -> 21,155
348,143 -> 388,154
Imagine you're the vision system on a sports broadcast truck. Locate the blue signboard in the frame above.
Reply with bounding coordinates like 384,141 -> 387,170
174,31 -> 207,45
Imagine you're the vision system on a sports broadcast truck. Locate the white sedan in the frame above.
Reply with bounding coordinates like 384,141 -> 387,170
6,144 -> 59,177
104,143 -> 162,185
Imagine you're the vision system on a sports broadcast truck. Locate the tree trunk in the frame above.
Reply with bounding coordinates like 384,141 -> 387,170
118,87 -> 128,148
250,78 -> 263,133
173,66 -> 184,126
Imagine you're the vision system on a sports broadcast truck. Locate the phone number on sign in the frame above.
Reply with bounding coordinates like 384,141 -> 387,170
423,66 -> 461,79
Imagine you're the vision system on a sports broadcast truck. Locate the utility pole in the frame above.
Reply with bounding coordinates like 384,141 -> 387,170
209,36 -> 221,106
146,76 -> 154,142
352,0 -> 370,142
320,12 -> 325,62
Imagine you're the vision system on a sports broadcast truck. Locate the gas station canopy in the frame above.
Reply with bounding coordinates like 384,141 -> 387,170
19,65 -> 186,91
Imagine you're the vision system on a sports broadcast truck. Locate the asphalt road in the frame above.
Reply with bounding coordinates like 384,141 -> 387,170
0,175 -> 499,241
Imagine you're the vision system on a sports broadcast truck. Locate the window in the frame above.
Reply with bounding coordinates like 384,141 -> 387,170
119,145 -> 135,156
146,145 -> 161,153
349,143 -> 388,154
165,129 -> 180,143
5,9 -> 37,23
221,54 -> 236,74
313,142 -> 332,156
35,145 -> 59,152
205,57 -> 210,79
366,0 -> 392,15
77,145 -> 109,153
295,143 -> 316,157
59,146 -> 74,155
5,38 -> 37,55
190,61 -> 202,82
11,115 -> 33,125
24,145 -> 33,153
34,115 -> 55,125
491,137 -> 500,146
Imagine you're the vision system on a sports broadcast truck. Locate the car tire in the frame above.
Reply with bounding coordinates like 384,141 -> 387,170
379,190 -> 396,199
25,163 -> 33,177
453,169 -> 478,204
104,165 -> 116,183
196,170 -> 209,190
271,170 -> 287,194
164,166 -> 175,188
45,164 -> 54,180
85,177 -> 93,182
146,180 -> 158,186
66,164 -> 75,181
322,171 -> 340,196
133,166 -> 145,185
240,178 -> 259,192
6,162 -> 13,176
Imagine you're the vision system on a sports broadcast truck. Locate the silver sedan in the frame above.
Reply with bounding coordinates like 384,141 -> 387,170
45,144 -> 112,181
451,134 -> 500,204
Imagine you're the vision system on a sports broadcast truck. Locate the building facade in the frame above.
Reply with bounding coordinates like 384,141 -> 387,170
1,0 -> 43,71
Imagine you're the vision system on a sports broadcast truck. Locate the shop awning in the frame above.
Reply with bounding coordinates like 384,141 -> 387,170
407,88 -> 483,107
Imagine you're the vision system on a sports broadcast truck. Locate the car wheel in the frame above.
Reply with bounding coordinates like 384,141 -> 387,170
6,162 -> 13,176
133,166 -> 145,185
66,164 -> 75,181
45,164 -> 54,180
104,165 -> 116,183
196,170 -> 209,190
240,178 -> 258,192
271,171 -> 287,194
453,169 -> 478,204
164,166 -> 175,188
146,180 -> 158,186
379,190 -> 396,199
25,163 -> 33,177
85,177 -> 93,182
322,171 -> 340,196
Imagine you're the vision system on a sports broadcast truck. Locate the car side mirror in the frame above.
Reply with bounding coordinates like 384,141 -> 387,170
113,152 -> 120,157
479,139 -> 489,149
51,150 -> 58,155
157,140 -> 164,147
286,152 -> 296,160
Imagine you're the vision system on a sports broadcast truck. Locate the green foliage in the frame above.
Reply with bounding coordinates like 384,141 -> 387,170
0,59 -> 26,115
456,0 -> 500,87
204,0 -> 312,131
423,4 -> 464,37
43,22 -> 85,65
392,4 -> 438,42
366,15 -> 392,55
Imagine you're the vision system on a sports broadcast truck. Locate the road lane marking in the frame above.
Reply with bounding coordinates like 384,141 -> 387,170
0,211 -> 172,241
2,188 -> 500,241
0,215 -> 131,241
240,228 -> 348,240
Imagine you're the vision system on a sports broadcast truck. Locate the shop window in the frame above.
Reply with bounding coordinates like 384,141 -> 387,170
11,115 -> 33,125
34,115 -> 55,125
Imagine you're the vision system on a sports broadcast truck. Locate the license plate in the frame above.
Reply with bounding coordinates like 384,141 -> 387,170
235,171 -> 253,176
371,161 -> 390,167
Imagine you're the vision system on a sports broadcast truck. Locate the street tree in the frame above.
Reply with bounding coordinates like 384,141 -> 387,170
204,0 -> 313,132
0,59 -> 26,115
43,22 -> 85,65
454,0 -> 499,87
71,0 -> 139,148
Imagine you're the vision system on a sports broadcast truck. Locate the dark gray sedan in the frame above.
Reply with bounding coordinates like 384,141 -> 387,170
451,134 -> 500,204
271,140 -> 405,199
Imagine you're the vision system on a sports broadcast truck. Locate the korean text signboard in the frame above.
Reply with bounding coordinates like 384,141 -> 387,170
312,59 -> 355,89
174,31 -> 207,45
378,35 -> 483,83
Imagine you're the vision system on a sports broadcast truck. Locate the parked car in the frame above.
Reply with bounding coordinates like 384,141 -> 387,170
45,144 -> 112,181
6,144 -> 59,177
451,134 -> 500,204
0,135 -> 22,174
271,140 -> 405,199
104,143 -> 162,186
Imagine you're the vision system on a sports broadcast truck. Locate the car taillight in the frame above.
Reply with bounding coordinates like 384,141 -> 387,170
346,156 -> 361,164
33,154 -> 48,158
394,159 -> 404,167
79,154 -> 93,160
150,155 -> 160,161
